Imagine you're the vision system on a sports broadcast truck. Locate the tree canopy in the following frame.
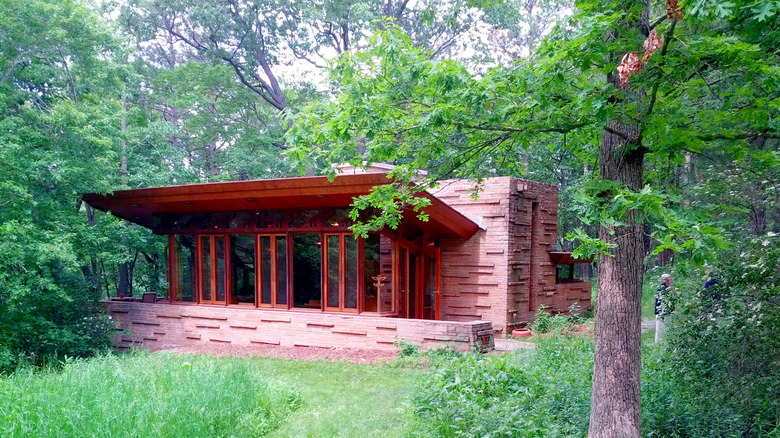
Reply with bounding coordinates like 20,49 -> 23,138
1,0 -> 778,434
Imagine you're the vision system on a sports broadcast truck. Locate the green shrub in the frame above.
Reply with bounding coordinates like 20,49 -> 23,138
396,340 -> 422,358
642,235 -> 780,437
391,341 -> 465,369
411,334 -> 594,437
0,352 -> 300,437
567,302 -> 585,325
530,305 -> 578,334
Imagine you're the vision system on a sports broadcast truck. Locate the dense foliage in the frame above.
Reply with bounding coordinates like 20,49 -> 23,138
643,235 -> 780,437
412,336 -> 594,437
0,0 -> 126,370
410,233 -> 780,437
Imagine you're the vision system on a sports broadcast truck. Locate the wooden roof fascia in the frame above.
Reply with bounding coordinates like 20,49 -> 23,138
549,252 -> 594,264
83,173 -> 480,240
417,192 -> 480,239
82,174 -> 391,207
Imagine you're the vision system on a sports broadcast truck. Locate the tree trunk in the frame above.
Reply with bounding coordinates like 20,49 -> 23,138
118,93 -> 131,297
589,120 -> 645,438
83,203 -> 102,295
118,264 -> 131,297
588,1 -> 649,434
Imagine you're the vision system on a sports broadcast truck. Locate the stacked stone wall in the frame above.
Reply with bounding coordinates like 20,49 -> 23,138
431,177 -> 592,336
106,301 -> 494,353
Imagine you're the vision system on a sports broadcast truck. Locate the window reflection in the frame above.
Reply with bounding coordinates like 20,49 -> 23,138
230,235 -> 256,304
173,235 -> 196,302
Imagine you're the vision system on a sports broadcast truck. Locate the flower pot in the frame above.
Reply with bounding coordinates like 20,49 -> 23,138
511,328 -> 532,338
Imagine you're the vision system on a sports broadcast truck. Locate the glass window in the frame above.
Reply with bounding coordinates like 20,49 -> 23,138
256,210 -> 285,230
168,221 -> 404,315
326,235 -> 340,308
324,234 -> 360,311
292,233 -> 322,308
423,256 -> 437,320
364,234 -> 393,313
345,237 -> 358,309
556,264 -> 578,283
260,236 -> 272,304
408,252 -> 417,318
230,234 -> 256,304
288,210 -> 319,229
323,209 -> 351,228
200,236 -> 212,302
228,212 -> 256,230
258,235 -> 287,307
199,235 -> 227,304
173,235 -> 196,302
276,236 -> 288,305
216,236 -> 226,302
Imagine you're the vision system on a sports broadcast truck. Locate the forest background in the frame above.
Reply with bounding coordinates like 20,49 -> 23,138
0,0 -> 778,436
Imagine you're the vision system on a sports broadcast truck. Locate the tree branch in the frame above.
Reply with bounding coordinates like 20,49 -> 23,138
1,55 -> 22,84
695,130 -> 780,141
453,121 -> 587,134
649,15 -> 667,30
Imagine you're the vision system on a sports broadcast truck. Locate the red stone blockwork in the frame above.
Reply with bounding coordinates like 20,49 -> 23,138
105,301 -> 494,353
431,177 -> 592,337
431,177 -> 513,333
552,282 -> 592,311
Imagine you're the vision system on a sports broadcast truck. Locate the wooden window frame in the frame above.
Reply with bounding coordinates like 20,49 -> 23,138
257,234 -> 290,309
393,239 -> 441,320
228,234 -> 258,306
323,233 -> 360,313
166,227 -> 425,317
170,234 -> 198,303
197,234 -> 228,305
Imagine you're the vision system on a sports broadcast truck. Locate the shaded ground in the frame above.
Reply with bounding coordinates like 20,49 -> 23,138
494,338 -> 535,351
162,343 -> 398,363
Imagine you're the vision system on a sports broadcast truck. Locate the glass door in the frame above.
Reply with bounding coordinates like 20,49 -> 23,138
422,253 -> 439,320
198,235 -> 226,304
403,251 -> 439,320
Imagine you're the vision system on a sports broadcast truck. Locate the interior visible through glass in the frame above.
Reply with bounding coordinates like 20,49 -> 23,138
174,235 -> 196,302
293,233 -> 321,308
230,234 -> 255,304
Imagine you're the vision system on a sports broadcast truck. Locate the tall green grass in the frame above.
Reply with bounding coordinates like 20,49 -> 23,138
0,352 -> 300,438
411,334 -> 594,437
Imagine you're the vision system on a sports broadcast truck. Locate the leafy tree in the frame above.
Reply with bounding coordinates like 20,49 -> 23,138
288,0 -> 779,433
0,0 -> 126,369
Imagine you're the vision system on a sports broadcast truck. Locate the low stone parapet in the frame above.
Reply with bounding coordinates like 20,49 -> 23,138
104,301 -> 494,353
552,281 -> 592,310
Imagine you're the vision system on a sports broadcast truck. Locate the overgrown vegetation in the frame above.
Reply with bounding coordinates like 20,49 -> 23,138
390,341 -> 465,369
411,335 -> 594,437
0,352 -> 301,437
529,303 -> 590,334
642,235 -> 780,437
409,234 -> 780,437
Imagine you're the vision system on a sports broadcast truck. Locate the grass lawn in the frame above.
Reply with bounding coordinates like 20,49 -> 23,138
0,352 -> 422,438
258,358 -> 422,438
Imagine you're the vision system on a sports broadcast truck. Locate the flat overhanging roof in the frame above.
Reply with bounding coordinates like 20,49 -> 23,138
549,252 -> 594,264
83,173 -> 480,239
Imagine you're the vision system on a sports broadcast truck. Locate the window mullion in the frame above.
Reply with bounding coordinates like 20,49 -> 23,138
339,234 -> 346,311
